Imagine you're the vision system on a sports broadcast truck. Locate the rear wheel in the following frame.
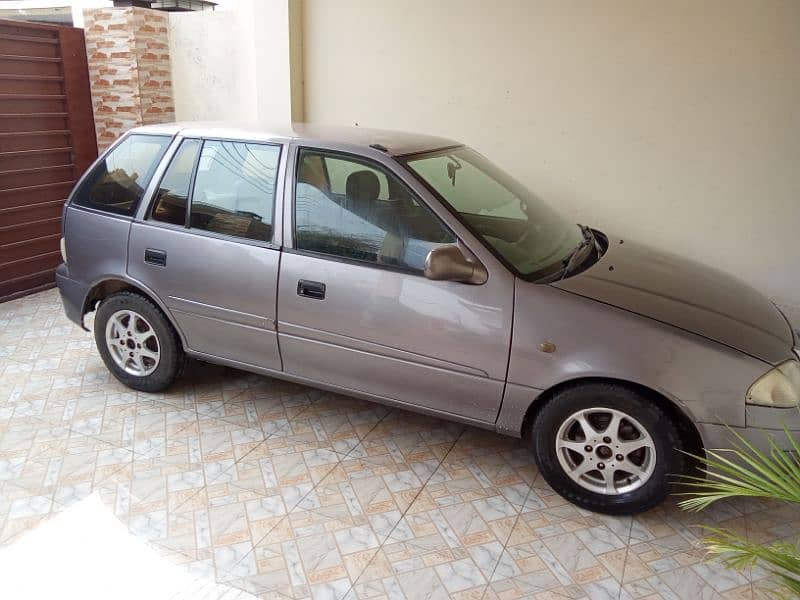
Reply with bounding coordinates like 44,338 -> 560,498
530,382 -> 683,515
94,292 -> 184,392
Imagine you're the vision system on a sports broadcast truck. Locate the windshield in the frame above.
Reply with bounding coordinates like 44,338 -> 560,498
403,147 -> 584,279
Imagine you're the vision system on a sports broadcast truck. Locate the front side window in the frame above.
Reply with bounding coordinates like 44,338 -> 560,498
72,134 -> 171,216
190,140 -> 280,242
151,138 -> 201,226
326,157 -> 390,200
404,147 -> 583,278
294,149 -> 455,272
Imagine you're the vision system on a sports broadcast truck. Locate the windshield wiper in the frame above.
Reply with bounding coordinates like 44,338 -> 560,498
559,225 -> 598,280
580,224 -> 601,251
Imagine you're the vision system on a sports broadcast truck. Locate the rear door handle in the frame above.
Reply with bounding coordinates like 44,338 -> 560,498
144,248 -> 167,266
297,279 -> 325,300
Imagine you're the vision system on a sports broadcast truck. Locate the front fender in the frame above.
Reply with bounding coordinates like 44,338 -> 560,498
505,282 -> 768,429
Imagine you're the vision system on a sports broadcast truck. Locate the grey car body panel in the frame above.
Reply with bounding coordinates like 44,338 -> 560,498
127,222 -> 283,371
56,122 -> 799,453
508,280 -> 769,428
554,239 -> 794,365
54,263 -> 87,325
277,251 -> 511,422
60,131 -> 180,330
63,207 -> 133,311
184,348 -> 498,432
495,382 -> 543,437
125,133 -> 288,371
147,121 -> 460,158
277,140 -> 514,423
746,404 -> 800,430
700,421 -> 799,455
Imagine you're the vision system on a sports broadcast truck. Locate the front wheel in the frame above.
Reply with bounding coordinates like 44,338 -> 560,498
530,383 -> 683,515
94,292 -> 184,392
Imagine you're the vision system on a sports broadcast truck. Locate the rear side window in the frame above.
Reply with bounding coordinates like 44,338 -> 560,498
151,139 -> 202,226
189,140 -> 280,242
72,134 -> 171,216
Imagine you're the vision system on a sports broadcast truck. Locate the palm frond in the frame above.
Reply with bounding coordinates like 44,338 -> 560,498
701,528 -> 800,597
677,425 -> 800,512
680,422 -> 800,598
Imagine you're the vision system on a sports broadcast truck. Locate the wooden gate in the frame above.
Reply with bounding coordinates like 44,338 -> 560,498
0,19 -> 97,302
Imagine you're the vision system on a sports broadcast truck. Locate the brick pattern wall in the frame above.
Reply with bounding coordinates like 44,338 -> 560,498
84,7 -> 174,150
131,8 -> 173,126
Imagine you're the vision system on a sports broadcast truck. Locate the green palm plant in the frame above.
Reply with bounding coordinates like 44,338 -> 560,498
679,426 -> 800,597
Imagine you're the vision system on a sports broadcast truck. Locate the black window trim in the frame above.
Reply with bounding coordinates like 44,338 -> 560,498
147,137 -> 203,227
70,132 -> 173,218
289,146 -> 459,277
143,136 -> 283,248
184,138 -> 203,228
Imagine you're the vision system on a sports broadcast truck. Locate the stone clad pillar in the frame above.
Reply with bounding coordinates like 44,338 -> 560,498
83,7 -> 175,150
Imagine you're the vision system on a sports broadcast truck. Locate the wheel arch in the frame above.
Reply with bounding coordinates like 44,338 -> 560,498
81,276 -> 188,349
520,376 -> 705,463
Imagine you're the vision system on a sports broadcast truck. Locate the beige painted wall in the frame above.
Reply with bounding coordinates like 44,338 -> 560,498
302,0 -> 800,306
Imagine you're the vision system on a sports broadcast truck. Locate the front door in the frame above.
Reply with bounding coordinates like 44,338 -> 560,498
128,137 -> 284,371
277,147 -> 514,423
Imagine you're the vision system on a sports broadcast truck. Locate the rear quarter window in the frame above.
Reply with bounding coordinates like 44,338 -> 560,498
72,134 -> 172,216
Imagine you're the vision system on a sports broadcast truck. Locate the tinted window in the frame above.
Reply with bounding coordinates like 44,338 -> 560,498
190,140 -> 280,242
151,139 -> 201,226
295,150 -> 455,272
73,134 -> 171,216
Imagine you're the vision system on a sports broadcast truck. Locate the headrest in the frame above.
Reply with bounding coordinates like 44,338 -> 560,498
345,170 -> 380,203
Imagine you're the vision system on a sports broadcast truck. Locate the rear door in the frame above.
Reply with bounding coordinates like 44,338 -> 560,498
128,136 -> 285,370
277,145 -> 514,423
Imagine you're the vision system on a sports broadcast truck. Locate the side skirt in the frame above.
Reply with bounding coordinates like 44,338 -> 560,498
185,349 -> 500,434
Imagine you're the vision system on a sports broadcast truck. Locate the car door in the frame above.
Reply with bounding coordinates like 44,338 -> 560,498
128,135 -> 285,370
277,145 -> 514,423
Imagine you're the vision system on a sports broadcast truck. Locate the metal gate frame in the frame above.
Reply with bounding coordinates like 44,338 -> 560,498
0,18 -> 97,302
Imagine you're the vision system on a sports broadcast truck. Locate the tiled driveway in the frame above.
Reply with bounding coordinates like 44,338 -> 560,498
1,289 -> 796,599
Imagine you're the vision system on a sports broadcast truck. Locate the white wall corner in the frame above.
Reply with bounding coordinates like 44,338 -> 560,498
288,0 -> 304,122
169,0 -> 302,124
239,0 -> 303,126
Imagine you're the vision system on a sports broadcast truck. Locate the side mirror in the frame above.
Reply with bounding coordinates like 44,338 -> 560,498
424,245 -> 488,284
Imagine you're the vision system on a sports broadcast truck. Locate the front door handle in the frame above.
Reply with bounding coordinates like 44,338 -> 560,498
297,279 -> 325,300
144,248 -> 167,266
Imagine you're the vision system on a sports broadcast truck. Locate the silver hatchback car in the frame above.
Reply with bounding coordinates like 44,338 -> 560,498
56,122 -> 800,515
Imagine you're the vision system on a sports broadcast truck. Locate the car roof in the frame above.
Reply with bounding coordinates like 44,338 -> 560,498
132,121 -> 462,157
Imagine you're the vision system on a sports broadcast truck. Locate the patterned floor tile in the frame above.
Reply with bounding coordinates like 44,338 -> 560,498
1,289 -> 799,600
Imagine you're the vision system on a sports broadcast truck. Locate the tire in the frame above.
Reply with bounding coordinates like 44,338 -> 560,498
94,291 -> 184,392
530,382 -> 683,515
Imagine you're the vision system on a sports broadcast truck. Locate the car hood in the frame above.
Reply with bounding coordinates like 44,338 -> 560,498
552,237 -> 794,364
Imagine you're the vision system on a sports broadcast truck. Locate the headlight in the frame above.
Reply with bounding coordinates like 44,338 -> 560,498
746,360 -> 800,408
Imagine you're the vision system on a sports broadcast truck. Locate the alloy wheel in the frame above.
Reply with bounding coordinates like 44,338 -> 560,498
104,309 -> 160,376
555,407 -> 657,495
